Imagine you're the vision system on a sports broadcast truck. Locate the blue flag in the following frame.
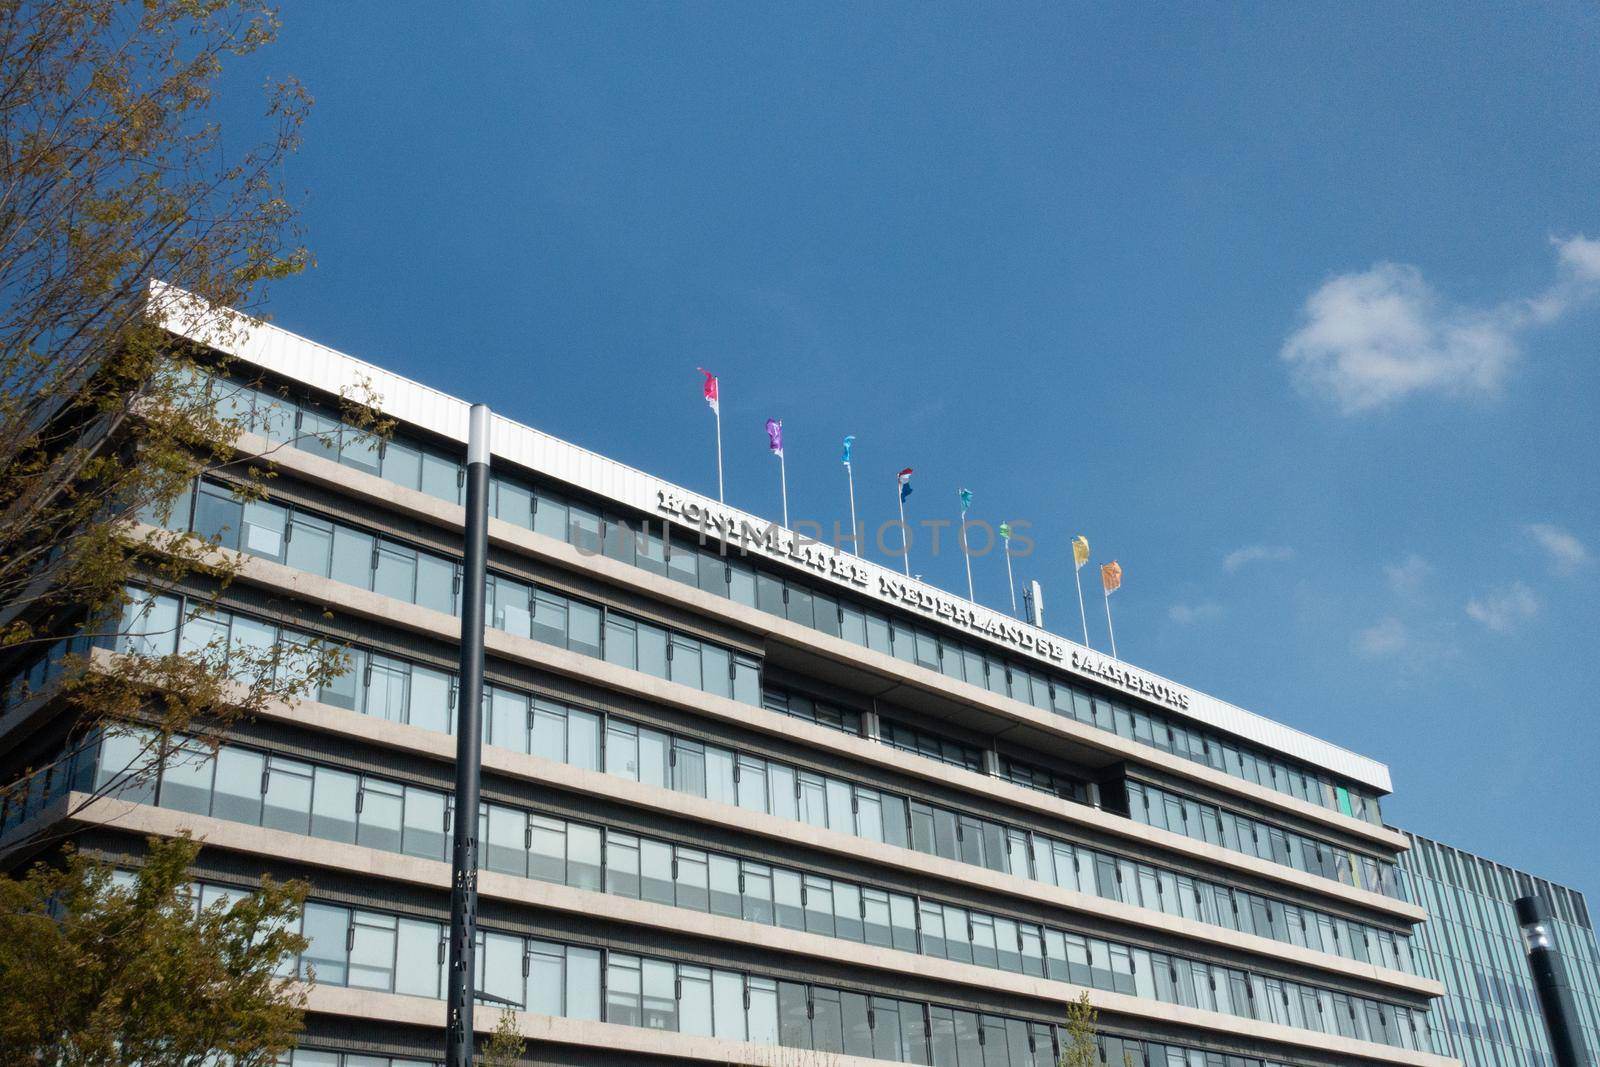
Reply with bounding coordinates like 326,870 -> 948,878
842,435 -> 855,465
959,487 -> 972,512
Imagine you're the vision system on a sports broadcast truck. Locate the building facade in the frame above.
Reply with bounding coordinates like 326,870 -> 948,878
0,293 -> 1457,1067
1400,832 -> 1600,1066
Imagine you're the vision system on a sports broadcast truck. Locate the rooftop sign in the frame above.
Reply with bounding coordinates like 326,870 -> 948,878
654,487 -> 1191,712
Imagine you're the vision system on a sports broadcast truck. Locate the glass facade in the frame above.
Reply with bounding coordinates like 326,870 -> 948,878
1400,832 -> 1600,1066
167,874 -> 1393,1067
60,730 -> 1430,1051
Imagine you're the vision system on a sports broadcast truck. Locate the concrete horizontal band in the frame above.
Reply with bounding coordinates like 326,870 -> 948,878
33,795 -> 1451,1066
154,286 -> 1391,793
188,535 -> 1423,925
237,432 -> 1407,854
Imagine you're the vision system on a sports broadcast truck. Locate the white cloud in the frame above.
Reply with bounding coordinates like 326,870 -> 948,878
1222,544 -> 1295,574
1384,554 -> 1432,597
1168,602 -> 1222,625
1526,523 -> 1590,574
1280,234 -> 1600,414
1465,581 -> 1539,633
1354,617 -> 1409,658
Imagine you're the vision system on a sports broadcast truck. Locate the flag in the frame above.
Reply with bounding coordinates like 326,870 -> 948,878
1101,560 -> 1122,595
897,467 -> 914,501
841,435 -> 855,465
697,368 -> 719,414
765,418 -> 784,456
1072,535 -> 1090,569
959,488 -> 972,512
999,522 -> 1012,540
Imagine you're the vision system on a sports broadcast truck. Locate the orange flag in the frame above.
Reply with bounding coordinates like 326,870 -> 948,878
1101,561 -> 1122,595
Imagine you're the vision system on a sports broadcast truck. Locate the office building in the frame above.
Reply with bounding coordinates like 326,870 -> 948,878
0,289 -> 1456,1066
1400,831 -> 1600,1066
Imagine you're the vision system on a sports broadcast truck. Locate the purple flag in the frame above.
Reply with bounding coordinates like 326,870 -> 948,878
765,418 -> 783,456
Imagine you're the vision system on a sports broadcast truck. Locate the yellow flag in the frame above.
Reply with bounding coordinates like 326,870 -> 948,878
1101,560 -> 1122,595
1071,535 -> 1090,569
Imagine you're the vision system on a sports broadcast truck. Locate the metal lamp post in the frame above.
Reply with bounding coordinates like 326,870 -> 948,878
445,404 -> 492,1067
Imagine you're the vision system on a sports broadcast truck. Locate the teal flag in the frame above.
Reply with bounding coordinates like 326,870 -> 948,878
959,488 -> 972,512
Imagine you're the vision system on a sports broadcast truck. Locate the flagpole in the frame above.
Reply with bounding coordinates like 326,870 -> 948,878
845,461 -> 859,554
778,450 -> 789,528
1074,565 -> 1090,647
961,516 -> 975,602
896,489 -> 910,576
714,400 -> 724,503
1004,545 -> 1018,616
1104,590 -> 1118,659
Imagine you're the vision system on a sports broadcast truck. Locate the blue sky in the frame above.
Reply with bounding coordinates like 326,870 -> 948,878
226,5 -> 1599,891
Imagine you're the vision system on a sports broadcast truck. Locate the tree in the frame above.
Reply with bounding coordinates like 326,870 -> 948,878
1059,990 -> 1099,1067
479,1008 -> 526,1067
0,832 -> 310,1065
0,0 -> 376,853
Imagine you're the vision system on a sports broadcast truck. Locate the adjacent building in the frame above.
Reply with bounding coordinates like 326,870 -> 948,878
1399,832 -> 1600,1066
2,291 -> 1460,1066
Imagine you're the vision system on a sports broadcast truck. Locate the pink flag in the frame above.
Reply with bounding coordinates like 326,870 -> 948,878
697,368 -> 719,414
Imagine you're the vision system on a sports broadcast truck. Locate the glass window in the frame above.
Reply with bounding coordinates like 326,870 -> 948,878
416,554 -> 457,616
635,523 -> 668,576
713,969 -> 746,1041
489,688 -> 528,755
402,786 -> 447,861
480,931 -> 524,1008
240,499 -> 287,562
486,805 -> 526,876
729,561 -> 757,608
568,822 -> 602,890
373,545 -> 417,602
742,863 -> 774,925
349,911 -> 397,991
395,917 -> 442,999
299,901 -> 348,985
357,778 -> 403,853
778,981 -> 810,1050
193,482 -> 244,550
211,746 -> 264,825
667,539 -> 698,586
814,988 -> 848,1052
527,941 -> 564,1017
641,957 -> 676,1030
383,439 -> 423,492
420,451 -> 461,504
676,847 -> 710,911
158,741 -> 216,815
263,756 -> 313,834
327,527 -> 375,592
567,599 -> 601,658
409,666 -> 453,734
679,965 -> 713,1037
530,814 -> 565,885
286,513 -> 334,576
310,766 -> 359,842
637,622 -> 668,679
640,839 -> 673,905
604,614 -> 638,671
669,634 -> 703,690
606,832 -> 641,898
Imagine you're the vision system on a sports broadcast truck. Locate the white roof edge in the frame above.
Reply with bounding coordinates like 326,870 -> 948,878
150,282 -> 1393,794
